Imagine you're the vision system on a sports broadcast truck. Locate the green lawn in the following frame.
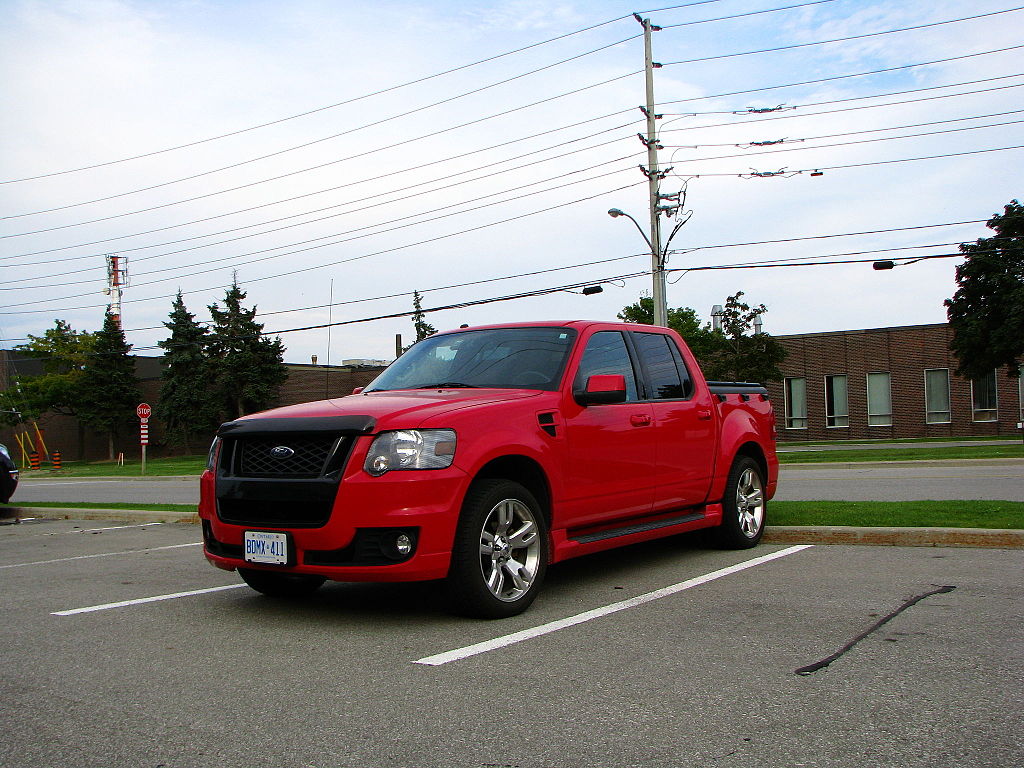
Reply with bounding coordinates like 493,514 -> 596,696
770,500 -> 1024,529
12,501 -> 196,513
15,455 -> 207,478
778,444 -> 1024,463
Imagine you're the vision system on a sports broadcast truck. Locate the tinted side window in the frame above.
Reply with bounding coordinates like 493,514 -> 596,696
633,333 -> 690,400
573,332 -> 639,401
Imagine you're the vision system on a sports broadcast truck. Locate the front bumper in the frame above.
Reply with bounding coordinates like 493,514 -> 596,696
199,465 -> 468,583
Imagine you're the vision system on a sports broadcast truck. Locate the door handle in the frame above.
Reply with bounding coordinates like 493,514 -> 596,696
630,414 -> 652,427
697,407 -> 713,421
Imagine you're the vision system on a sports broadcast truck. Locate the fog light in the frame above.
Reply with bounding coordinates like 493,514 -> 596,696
395,533 -> 413,556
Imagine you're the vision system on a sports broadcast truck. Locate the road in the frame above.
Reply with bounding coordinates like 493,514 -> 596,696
1,518 -> 1020,768
13,459 -> 1024,505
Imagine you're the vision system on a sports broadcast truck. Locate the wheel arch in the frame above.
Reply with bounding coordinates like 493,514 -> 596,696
472,454 -> 552,525
734,441 -> 768,484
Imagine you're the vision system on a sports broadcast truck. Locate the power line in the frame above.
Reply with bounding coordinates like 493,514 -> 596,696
0,1 -> 736,186
0,70 -> 643,232
4,158 -> 641,292
663,116 -> 1024,165
0,180 -> 646,315
0,13 -> 644,185
0,238 -> 973,345
2,126 -> 638,274
5,127 -> 640,273
660,108 -> 1024,149
1,39 -> 643,220
661,6 -> 1024,67
658,82 -> 1024,146
677,143 -> 1024,180
4,47 -> 1016,250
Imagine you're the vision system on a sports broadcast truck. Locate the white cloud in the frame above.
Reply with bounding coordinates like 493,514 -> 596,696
1,0 -> 1021,364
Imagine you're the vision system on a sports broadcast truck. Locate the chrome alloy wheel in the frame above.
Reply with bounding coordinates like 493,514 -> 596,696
735,466 -> 765,538
478,498 -> 542,602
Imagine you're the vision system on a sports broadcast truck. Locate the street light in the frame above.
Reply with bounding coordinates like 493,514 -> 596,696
608,207 -> 668,326
608,206 -> 691,328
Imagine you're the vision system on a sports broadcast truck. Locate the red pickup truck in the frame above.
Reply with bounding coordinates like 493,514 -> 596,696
200,321 -> 778,618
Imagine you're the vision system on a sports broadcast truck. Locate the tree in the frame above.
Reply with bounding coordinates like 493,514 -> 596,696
207,279 -> 288,420
77,309 -> 141,460
411,290 -> 437,343
0,320 -> 96,429
701,292 -> 787,383
157,292 -> 219,452
617,296 -> 720,361
945,199 -> 1024,378
618,292 -> 787,384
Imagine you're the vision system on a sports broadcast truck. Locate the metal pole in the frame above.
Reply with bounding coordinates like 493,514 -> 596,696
641,17 -> 667,327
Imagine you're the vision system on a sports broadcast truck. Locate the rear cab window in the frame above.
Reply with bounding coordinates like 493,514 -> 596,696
631,332 -> 694,400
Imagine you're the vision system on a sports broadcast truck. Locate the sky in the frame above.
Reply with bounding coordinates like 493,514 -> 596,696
1,0 -> 1021,365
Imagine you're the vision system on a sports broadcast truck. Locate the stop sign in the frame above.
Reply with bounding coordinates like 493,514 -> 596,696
136,403 -> 152,420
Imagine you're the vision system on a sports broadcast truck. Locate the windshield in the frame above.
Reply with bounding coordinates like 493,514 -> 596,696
366,327 -> 577,392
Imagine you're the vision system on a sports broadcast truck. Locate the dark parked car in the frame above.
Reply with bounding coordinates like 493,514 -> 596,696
0,444 -> 18,504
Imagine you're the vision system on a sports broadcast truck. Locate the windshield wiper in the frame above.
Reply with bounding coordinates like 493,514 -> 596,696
418,382 -> 479,389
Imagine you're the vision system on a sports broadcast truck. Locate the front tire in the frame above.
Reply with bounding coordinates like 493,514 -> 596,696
713,456 -> 766,549
447,479 -> 548,619
238,568 -> 326,598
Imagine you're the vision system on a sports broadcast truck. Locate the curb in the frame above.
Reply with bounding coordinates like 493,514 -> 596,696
1,506 -> 199,525
3,506 -> 1021,548
764,525 -> 1024,549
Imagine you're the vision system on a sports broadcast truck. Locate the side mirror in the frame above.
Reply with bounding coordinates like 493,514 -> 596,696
351,387 -> 364,395
575,374 -> 627,405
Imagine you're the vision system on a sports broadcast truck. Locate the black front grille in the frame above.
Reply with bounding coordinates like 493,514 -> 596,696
236,436 -> 338,478
215,427 -> 358,528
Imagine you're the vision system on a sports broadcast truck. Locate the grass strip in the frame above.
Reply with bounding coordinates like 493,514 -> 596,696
771,500 -> 1024,529
779,444 -> 1024,463
10,501 -> 197,513
9,501 -> 1021,530
15,456 -> 207,477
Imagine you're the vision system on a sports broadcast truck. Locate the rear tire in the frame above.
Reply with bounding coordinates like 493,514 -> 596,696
446,479 -> 548,619
238,568 -> 326,598
713,456 -> 766,549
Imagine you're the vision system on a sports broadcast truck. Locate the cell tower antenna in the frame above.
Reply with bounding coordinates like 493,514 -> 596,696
104,254 -> 129,329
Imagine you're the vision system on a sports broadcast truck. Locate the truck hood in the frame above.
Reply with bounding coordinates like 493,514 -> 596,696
232,388 -> 544,432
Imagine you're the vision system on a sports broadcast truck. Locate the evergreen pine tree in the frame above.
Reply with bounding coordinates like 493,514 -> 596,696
412,290 -> 437,342
207,278 -> 288,420
79,309 -> 141,460
158,292 -> 219,451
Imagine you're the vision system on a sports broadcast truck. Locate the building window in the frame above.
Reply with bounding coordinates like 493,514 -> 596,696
825,374 -> 849,428
866,372 -> 893,427
785,377 -> 807,429
924,369 -> 951,424
971,370 -> 998,422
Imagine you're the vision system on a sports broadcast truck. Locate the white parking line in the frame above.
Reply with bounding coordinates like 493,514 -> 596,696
415,544 -> 814,666
0,542 -> 200,569
52,584 -> 247,616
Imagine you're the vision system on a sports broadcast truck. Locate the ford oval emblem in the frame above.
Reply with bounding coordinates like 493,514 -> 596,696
270,445 -> 295,459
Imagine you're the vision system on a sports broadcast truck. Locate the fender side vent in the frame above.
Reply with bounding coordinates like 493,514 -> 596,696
537,412 -> 557,437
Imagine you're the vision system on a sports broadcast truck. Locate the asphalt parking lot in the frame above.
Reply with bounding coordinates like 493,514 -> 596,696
1,518 -> 1021,768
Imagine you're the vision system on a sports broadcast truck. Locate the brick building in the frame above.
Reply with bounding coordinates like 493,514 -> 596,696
767,323 -> 1023,442
0,351 -> 385,461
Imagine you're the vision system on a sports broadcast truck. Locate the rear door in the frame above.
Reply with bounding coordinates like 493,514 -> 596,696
630,331 -> 717,511
561,330 -> 655,529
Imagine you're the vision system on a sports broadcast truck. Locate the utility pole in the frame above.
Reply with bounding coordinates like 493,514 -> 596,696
104,254 -> 128,329
638,13 -> 667,328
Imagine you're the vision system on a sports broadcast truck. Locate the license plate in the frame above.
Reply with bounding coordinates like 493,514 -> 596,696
243,531 -> 289,565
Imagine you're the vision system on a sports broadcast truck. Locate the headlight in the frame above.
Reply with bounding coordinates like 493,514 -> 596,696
206,437 -> 222,471
364,429 -> 456,476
